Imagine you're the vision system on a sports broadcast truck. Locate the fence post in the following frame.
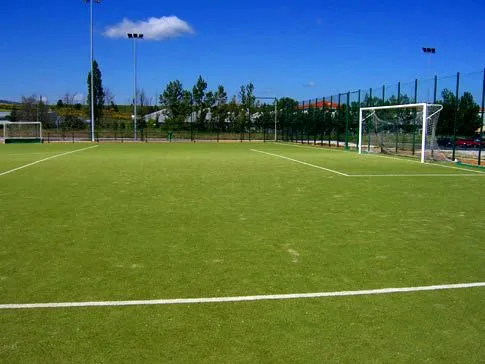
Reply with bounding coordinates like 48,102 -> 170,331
357,89 -> 361,152
478,68 -> 485,165
396,82 -> 401,152
337,94 -> 342,148
320,97 -> 325,146
345,91 -> 350,150
368,88 -> 372,152
329,96 -> 333,147
412,79 -> 418,155
452,72 -> 460,161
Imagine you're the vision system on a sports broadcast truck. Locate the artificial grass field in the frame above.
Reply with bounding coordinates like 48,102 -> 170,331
0,142 -> 484,363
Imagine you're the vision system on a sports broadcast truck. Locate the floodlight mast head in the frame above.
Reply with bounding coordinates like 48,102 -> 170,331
422,47 -> 436,54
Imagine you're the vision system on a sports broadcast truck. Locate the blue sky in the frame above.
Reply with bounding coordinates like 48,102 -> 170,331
1,0 -> 484,104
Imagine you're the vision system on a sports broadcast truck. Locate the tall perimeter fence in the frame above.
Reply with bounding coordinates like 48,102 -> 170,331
15,68 -> 485,165
283,69 -> 485,165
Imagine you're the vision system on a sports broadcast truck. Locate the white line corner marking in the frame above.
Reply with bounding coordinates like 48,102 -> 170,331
0,145 -> 98,177
251,149 -> 348,176
0,282 -> 483,310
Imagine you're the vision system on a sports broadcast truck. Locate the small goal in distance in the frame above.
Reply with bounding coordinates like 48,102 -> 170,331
1,121 -> 43,144
358,103 -> 446,163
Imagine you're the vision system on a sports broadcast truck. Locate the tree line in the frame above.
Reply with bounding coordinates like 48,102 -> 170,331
5,60 -> 483,138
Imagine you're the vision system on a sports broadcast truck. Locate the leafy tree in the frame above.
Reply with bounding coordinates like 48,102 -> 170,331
104,88 -> 115,106
277,97 -> 298,112
57,99 -> 64,108
213,85 -> 228,135
14,96 -> 51,126
8,105 -> 18,121
437,89 -> 480,137
256,102 -> 274,140
200,90 -> 213,130
239,83 -> 255,138
159,80 -> 192,130
87,60 -> 105,125
227,96 -> 240,135
192,76 -> 208,129
457,92 -> 480,136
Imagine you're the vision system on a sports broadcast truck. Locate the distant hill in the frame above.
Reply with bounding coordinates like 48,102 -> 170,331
0,100 -> 17,104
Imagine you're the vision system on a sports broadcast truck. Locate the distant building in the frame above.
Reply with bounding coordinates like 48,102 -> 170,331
297,100 -> 339,110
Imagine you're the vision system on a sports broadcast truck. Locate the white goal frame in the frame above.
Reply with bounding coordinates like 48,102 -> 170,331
1,121 -> 43,143
358,103 -> 443,163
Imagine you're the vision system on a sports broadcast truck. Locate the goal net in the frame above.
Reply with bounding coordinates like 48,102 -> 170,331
358,103 -> 447,163
1,122 -> 43,144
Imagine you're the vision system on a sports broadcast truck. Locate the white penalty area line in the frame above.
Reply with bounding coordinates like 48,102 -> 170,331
1,282 -> 484,310
0,145 -> 98,177
250,149 -> 348,176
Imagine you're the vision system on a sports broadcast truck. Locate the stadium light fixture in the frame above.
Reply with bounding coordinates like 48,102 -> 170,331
84,0 -> 101,143
422,47 -> 436,54
127,33 -> 144,141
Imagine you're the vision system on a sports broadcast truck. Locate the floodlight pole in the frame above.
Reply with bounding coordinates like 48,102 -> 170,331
128,33 -> 143,141
85,0 -> 100,143
255,96 -> 278,141
422,47 -> 436,102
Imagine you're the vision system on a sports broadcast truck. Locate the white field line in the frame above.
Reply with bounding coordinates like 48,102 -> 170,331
251,149 -> 348,176
0,145 -> 98,177
6,152 -> 60,156
1,282 -> 484,310
349,174 -> 485,177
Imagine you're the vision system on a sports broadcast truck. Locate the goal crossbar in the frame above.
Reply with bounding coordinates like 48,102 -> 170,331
360,103 -> 440,111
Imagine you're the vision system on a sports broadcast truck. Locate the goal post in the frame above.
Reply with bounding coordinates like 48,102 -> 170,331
358,103 -> 445,163
1,121 -> 43,144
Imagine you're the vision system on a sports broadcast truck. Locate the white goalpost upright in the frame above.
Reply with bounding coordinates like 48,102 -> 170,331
358,103 -> 444,163
1,121 -> 43,144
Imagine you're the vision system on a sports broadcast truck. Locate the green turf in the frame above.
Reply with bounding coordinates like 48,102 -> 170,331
0,142 -> 484,362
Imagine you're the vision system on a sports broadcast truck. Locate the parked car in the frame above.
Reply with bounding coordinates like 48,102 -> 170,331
437,138 -> 453,148
455,138 -> 480,148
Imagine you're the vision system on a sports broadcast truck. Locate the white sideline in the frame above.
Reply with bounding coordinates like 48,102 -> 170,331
0,145 -> 98,177
278,142 -> 342,152
251,149 -> 348,176
278,142 -> 485,174
0,282 -> 483,310
349,174 -> 485,177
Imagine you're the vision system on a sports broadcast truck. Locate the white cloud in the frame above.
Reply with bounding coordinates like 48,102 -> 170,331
303,81 -> 316,88
73,93 -> 84,103
104,16 -> 194,40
